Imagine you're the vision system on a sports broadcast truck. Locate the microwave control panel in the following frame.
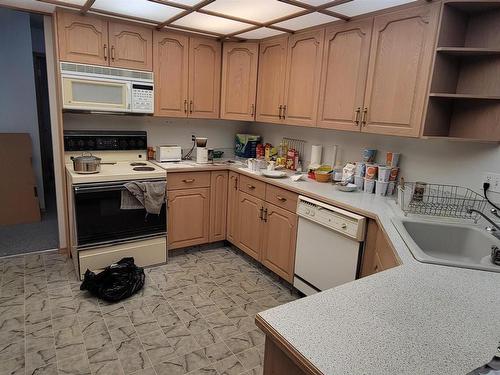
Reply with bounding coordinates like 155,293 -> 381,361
132,84 -> 154,113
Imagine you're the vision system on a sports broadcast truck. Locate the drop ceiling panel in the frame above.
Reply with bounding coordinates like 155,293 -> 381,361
274,12 -> 337,31
172,12 -> 253,34
293,0 -> 335,5
235,27 -> 284,40
202,0 -> 305,23
57,0 -> 87,5
165,0 -> 204,6
328,0 -> 418,17
92,0 -> 183,22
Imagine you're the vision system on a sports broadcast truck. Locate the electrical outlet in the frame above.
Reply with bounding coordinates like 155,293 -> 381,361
484,172 -> 500,193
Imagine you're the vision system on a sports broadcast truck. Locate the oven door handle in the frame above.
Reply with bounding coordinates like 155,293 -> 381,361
74,184 -> 128,193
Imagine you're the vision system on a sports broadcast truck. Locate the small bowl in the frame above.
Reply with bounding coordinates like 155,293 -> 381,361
337,183 -> 357,192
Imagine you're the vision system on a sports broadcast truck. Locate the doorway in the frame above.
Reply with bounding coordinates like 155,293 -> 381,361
0,8 -> 58,256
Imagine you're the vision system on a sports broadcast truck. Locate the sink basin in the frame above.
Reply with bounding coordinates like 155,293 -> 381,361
392,217 -> 500,273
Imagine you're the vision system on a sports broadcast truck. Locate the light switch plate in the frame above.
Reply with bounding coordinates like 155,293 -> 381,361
484,172 -> 500,193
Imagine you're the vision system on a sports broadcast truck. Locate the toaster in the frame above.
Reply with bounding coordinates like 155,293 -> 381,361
156,145 -> 182,162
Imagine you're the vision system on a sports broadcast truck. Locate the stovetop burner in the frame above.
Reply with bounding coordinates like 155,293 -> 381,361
130,162 -> 147,166
133,166 -> 155,171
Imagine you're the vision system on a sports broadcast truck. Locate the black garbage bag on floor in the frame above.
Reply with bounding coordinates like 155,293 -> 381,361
80,257 -> 145,302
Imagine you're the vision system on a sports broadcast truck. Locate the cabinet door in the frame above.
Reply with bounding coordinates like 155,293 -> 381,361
109,21 -> 152,71
362,3 -> 439,137
317,19 -> 372,131
261,203 -> 297,283
221,42 -> 259,121
256,36 -> 288,124
283,29 -> 325,127
226,172 -> 239,245
154,31 -> 189,117
237,191 -> 264,261
209,171 -> 228,243
167,188 -> 210,250
57,11 -> 108,65
188,37 -> 221,119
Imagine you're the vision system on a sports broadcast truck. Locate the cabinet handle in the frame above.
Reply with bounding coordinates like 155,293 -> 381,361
189,100 -> 193,114
184,99 -> 188,114
104,44 -> 108,60
263,208 -> 268,222
234,177 -> 238,190
111,46 -> 115,61
282,105 -> 287,120
259,206 -> 264,220
354,107 -> 361,126
250,104 -> 255,116
362,108 -> 368,127
278,105 -> 283,119
276,195 -> 287,202
182,179 -> 195,183
247,184 -> 255,190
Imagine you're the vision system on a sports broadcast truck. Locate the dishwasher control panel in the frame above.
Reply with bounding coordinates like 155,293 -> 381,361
297,196 -> 366,240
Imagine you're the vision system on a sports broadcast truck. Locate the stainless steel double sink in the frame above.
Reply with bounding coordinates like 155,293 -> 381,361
392,217 -> 500,273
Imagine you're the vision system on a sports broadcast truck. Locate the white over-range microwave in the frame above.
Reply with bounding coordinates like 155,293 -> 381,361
60,62 -> 154,114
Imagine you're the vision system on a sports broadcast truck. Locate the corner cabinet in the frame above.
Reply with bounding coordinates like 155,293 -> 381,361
209,171 -> 228,242
153,32 -> 221,119
237,191 -> 264,261
57,11 -> 109,66
362,3 -> 440,137
226,172 -> 239,244
57,10 -> 152,71
221,42 -> 259,121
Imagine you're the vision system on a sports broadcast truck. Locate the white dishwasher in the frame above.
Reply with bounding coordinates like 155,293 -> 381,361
294,196 -> 366,296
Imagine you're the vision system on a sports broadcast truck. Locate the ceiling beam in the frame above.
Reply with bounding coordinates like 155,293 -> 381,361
277,0 -> 352,21
80,0 -> 95,14
156,0 -> 215,29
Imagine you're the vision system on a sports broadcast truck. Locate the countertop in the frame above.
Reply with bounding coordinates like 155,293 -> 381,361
158,160 -> 500,374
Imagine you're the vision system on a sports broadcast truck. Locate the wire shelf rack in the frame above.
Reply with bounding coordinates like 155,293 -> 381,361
397,182 -> 487,220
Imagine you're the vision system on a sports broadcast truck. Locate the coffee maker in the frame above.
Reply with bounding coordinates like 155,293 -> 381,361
195,137 -> 210,164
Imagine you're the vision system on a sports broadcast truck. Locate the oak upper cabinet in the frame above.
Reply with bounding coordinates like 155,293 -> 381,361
282,29 -> 325,127
256,36 -> 288,124
362,3 -> 439,137
221,42 -> 259,121
167,188 -> 210,250
57,11 -> 108,65
189,37 -> 221,119
237,191 -> 264,261
209,171 -> 228,243
261,203 -> 297,283
154,31 -> 189,117
317,19 -> 373,131
108,22 -> 152,71
226,172 -> 239,245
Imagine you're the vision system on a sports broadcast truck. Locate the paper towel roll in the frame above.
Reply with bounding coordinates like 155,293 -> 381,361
310,145 -> 322,168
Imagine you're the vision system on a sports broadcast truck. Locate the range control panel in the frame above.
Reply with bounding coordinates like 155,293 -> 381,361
64,130 -> 148,151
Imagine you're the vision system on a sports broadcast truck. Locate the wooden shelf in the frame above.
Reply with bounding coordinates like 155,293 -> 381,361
429,93 -> 500,100
436,47 -> 500,56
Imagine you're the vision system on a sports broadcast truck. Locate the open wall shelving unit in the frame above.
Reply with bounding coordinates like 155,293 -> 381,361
423,0 -> 500,141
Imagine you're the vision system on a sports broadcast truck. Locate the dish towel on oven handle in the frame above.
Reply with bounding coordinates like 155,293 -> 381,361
121,181 -> 166,215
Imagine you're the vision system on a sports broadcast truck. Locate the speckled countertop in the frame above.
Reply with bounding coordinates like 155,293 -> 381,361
159,161 -> 500,374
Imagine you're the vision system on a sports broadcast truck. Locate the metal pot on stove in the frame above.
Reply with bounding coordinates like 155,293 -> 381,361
71,152 -> 102,174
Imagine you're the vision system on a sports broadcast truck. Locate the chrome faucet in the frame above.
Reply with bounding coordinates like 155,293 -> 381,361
468,208 -> 500,232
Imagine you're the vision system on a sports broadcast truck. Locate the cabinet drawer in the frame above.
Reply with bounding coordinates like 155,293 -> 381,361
265,184 -> 298,213
239,174 -> 266,199
167,171 -> 210,190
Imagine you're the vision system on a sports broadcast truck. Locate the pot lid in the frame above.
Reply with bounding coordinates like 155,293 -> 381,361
74,152 -> 101,162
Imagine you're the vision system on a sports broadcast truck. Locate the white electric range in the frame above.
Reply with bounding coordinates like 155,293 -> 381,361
64,131 -> 167,280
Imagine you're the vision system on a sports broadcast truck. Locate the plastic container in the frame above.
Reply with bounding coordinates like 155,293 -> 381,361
365,164 -> 378,180
362,149 -> 377,162
364,178 -> 375,193
386,152 -> 401,167
378,165 -> 391,182
354,175 -> 364,190
375,181 -> 389,196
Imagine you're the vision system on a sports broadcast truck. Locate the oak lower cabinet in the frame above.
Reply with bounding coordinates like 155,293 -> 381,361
261,203 -> 297,283
209,171 -> 228,242
361,3 -> 439,137
167,188 -> 210,250
360,220 -> 400,277
221,42 -> 259,121
237,191 -> 264,261
226,172 -> 239,245
57,10 -> 153,71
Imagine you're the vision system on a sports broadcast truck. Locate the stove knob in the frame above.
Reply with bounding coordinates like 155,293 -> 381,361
77,140 -> 85,149
129,140 -> 136,149
119,139 -> 128,149
341,223 -> 347,229
305,208 -> 311,215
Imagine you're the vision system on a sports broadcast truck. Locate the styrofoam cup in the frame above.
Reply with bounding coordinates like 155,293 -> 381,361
378,165 -> 391,182
387,181 -> 396,196
355,162 -> 366,177
375,181 -> 389,196
364,178 -> 375,193
354,175 -> 364,190
365,163 -> 378,180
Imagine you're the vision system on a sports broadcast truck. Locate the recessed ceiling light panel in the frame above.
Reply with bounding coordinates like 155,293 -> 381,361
92,0 -> 183,22
202,0 -> 304,23
328,0 -> 417,17
274,12 -> 337,31
173,12 -> 253,34
235,27 -> 284,40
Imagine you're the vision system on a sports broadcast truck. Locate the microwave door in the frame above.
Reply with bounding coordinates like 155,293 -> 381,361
62,77 -> 130,112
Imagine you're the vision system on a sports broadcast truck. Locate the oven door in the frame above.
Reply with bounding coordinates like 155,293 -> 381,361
73,180 -> 166,249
